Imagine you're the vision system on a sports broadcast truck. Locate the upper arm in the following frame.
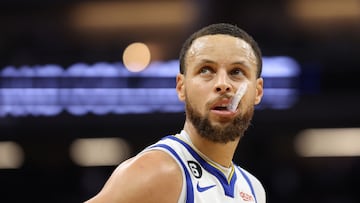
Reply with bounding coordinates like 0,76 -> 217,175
85,150 -> 183,203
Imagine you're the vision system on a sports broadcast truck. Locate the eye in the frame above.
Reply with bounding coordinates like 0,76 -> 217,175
199,66 -> 213,75
230,68 -> 245,77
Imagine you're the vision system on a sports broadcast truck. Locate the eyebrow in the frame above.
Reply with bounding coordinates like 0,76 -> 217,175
198,59 -> 251,69
232,61 -> 250,68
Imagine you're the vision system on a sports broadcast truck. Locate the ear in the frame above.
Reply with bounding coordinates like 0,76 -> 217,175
176,73 -> 185,101
254,77 -> 264,105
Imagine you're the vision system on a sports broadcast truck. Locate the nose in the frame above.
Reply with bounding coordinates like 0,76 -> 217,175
214,70 -> 232,94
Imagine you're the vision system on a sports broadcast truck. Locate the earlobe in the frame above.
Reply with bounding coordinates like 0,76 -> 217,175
176,74 -> 185,101
255,78 -> 264,105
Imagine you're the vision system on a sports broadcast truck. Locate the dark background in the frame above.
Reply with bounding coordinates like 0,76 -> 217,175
1,0 -> 360,202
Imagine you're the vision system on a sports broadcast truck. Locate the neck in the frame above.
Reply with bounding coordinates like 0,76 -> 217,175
183,121 -> 240,168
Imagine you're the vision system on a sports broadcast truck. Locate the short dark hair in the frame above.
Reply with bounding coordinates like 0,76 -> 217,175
179,23 -> 262,78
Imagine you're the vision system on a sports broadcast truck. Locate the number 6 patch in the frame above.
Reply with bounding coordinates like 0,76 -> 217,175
187,161 -> 202,178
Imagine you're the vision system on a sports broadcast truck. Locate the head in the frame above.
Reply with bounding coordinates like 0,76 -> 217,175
176,23 -> 264,143
180,23 -> 262,78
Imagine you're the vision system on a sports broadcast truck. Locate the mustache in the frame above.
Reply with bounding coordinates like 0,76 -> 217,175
206,93 -> 233,107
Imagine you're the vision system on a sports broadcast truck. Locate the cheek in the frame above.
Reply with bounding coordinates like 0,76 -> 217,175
185,83 -> 208,110
241,87 -> 257,106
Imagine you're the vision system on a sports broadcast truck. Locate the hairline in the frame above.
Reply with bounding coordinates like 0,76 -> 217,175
179,23 -> 262,78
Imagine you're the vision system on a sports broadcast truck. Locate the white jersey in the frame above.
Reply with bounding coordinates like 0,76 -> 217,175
142,131 -> 266,203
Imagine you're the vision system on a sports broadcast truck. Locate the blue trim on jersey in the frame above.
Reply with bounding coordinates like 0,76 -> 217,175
165,135 -> 237,198
149,144 -> 194,203
237,166 -> 257,203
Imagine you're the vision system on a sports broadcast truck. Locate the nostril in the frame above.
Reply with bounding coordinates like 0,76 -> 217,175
216,86 -> 231,93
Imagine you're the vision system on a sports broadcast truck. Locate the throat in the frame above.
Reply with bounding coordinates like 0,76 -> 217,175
179,130 -> 235,168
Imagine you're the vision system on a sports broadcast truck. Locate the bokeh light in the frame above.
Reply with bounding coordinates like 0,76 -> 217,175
122,42 -> 151,72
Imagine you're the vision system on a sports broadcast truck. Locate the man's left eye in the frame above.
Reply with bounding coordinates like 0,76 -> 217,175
231,69 -> 243,76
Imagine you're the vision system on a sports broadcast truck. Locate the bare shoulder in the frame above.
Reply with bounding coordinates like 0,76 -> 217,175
85,150 -> 183,203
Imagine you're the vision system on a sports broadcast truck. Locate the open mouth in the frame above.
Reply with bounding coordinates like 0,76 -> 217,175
211,101 -> 232,111
210,98 -> 234,113
213,106 -> 229,111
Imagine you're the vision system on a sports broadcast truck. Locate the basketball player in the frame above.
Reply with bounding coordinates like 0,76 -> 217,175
85,23 -> 266,203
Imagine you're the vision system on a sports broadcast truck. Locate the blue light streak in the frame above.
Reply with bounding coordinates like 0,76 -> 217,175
0,57 -> 300,117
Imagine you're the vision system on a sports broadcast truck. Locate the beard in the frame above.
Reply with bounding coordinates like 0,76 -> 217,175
185,99 -> 254,144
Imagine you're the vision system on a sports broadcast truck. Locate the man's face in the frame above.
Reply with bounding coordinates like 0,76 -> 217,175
176,34 -> 263,143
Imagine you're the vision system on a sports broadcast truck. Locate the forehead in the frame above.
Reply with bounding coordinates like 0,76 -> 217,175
187,34 -> 257,64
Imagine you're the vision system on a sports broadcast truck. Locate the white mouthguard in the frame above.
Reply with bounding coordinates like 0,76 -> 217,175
227,82 -> 248,112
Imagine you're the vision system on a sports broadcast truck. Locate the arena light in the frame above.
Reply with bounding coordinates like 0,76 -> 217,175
0,141 -> 24,169
70,137 -> 131,167
288,0 -> 360,23
295,128 -> 360,157
0,56 -> 301,116
123,42 -> 151,72
69,1 -> 197,30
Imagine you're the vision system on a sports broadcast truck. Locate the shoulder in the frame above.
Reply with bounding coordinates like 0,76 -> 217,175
86,150 -> 183,203
238,167 -> 266,203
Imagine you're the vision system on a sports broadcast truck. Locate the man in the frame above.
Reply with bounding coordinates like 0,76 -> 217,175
85,23 -> 265,203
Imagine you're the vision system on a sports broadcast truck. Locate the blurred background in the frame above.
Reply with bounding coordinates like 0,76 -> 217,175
1,0 -> 360,202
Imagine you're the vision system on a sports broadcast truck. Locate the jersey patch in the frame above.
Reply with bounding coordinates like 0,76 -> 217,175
187,161 -> 202,178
